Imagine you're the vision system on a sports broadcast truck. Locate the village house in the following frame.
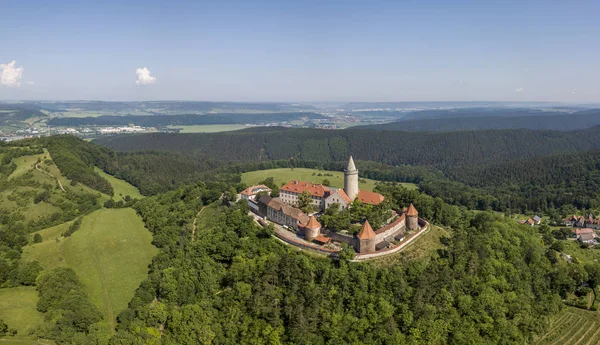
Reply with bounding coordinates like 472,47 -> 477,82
563,215 -> 600,229
578,232 -> 597,245
240,184 -> 271,201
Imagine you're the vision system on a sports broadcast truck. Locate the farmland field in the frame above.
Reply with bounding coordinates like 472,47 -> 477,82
166,124 -> 248,133
241,167 -> 418,192
535,307 -> 600,345
23,208 -> 158,333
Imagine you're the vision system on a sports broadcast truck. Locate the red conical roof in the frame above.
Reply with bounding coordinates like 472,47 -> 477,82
406,203 -> 418,216
304,215 -> 321,230
357,220 -> 376,240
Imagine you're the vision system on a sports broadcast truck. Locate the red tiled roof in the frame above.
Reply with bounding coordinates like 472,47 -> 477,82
406,203 -> 418,216
357,190 -> 384,205
337,189 -> 352,204
313,234 -> 331,244
357,220 -> 376,240
526,218 -> 535,225
281,180 -> 329,198
301,215 -> 322,230
259,195 -> 309,224
574,228 -> 594,235
240,184 -> 271,196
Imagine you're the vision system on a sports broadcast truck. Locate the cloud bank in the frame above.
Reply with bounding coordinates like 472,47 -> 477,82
135,67 -> 156,85
0,61 -> 24,87
515,87 -> 524,93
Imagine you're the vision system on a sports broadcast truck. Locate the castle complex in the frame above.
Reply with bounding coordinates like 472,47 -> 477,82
278,156 -> 384,211
249,156 -> 425,254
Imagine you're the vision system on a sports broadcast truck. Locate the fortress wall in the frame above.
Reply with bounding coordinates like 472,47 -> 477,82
324,230 -> 356,246
374,216 -> 406,243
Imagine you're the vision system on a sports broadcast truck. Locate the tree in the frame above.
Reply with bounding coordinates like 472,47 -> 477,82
586,263 -> 600,309
33,233 -> 42,243
322,179 -> 331,186
298,190 -> 313,213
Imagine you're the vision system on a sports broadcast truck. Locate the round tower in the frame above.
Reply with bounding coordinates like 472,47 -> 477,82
406,203 -> 419,231
344,156 -> 359,200
303,215 -> 322,242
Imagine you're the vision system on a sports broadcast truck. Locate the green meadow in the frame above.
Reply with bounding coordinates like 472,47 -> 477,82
0,287 -> 44,337
23,208 -> 158,333
94,167 -> 144,201
241,167 -> 418,192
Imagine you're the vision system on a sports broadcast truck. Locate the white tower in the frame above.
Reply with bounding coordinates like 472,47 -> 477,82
344,156 -> 359,200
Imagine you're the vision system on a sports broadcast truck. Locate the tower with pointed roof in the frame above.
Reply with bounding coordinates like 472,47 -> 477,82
406,203 -> 419,230
344,156 -> 359,201
302,215 -> 322,242
355,220 -> 376,253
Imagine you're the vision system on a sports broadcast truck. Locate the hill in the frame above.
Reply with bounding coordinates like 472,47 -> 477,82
357,110 -> 600,132
23,208 -> 157,333
48,112 -> 325,127
96,126 -> 600,169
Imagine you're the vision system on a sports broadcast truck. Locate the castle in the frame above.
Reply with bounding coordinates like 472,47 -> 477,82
278,156 -> 384,211
253,156 -> 423,254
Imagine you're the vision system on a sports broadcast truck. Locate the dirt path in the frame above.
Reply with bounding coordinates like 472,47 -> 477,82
191,206 -> 207,242
35,163 -> 66,192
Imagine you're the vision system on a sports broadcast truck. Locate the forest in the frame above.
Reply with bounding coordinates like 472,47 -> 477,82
1,134 -> 600,344
357,110 -> 600,131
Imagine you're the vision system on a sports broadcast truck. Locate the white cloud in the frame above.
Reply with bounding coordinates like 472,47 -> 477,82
26,81 -> 35,85
135,67 -> 156,85
0,60 -> 24,87
515,87 -> 524,93
571,90 -> 576,95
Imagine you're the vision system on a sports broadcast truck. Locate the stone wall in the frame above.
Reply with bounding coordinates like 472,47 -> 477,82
374,215 -> 406,244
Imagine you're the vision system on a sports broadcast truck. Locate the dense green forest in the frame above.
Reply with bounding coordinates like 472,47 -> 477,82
358,111 -> 600,131
103,183 -> 581,344
2,134 -> 600,344
96,126 -> 600,168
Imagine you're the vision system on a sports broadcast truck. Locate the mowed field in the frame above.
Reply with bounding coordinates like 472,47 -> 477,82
23,208 -> 158,333
94,167 -> 144,201
535,307 -> 600,345
166,124 -> 248,133
242,168 -> 418,192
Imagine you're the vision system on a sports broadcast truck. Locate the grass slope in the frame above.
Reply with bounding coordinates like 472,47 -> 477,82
535,307 -> 600,345
23,208 -> 158,333
94,167 -> 144,201
369,225 -> 450,267
7,153 -> 46,180
0,287 -> 44,336
241,167 -> 417,192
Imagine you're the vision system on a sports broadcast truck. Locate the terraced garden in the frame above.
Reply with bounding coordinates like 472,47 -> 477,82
536,307 -> 600,345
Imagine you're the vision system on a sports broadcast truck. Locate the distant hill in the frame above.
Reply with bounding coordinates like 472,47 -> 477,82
48,112 -> 325,127
357,109 -> 600,131
95,126 -> 600,169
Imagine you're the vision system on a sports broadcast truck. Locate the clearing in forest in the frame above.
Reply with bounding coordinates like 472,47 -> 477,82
23,208 -> 158,333
94,167 -> 144,201
0,287 -> 44,337
241,167 -> 418,192
535,307 -> 600,345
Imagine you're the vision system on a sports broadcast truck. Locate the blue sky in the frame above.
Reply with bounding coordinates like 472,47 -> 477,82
1,0 -> 599,102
